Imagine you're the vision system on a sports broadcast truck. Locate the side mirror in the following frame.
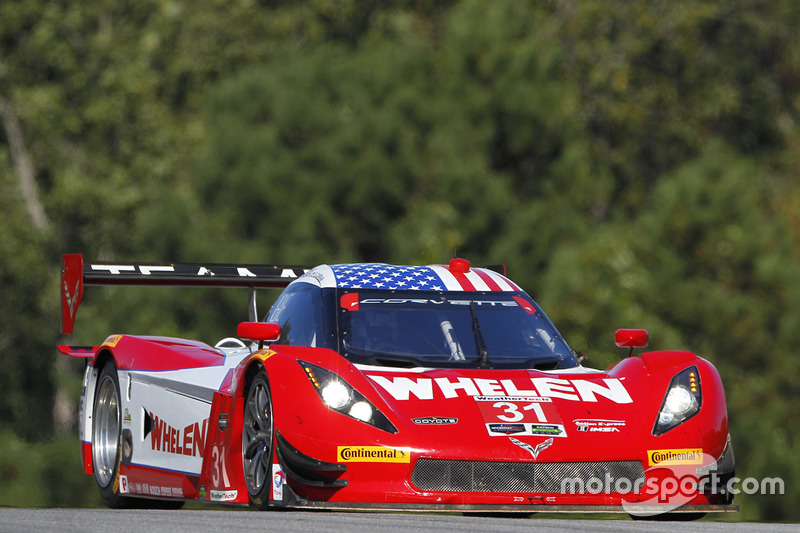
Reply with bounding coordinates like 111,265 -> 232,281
615,329 -> 648,357
238,322 -> 281,345
615,329 -> 649,348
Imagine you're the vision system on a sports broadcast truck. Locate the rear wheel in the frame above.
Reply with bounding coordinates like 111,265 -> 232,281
242,372 -> 275,509
92,361 -> 185,510
92,362 -> 135,508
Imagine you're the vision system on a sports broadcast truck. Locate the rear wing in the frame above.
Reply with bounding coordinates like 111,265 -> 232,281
61,253 -> 309,335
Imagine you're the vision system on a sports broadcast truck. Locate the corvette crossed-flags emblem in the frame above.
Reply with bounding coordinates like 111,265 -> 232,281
509,437 -> 554,460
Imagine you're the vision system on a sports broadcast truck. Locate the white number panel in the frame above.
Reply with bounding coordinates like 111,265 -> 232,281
475,396 -> 567,438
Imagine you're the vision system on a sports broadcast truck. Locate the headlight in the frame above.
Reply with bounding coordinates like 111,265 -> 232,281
348,401 -> 373,422
299,360 -> 397,434
320,381 -> 351,409
653,366 -> 702,436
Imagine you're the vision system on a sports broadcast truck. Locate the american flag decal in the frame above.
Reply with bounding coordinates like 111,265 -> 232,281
331,264 -> 445,291
330,263 -> 519,292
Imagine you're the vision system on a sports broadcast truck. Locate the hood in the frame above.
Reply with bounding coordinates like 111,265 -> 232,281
358,364 -> 652,463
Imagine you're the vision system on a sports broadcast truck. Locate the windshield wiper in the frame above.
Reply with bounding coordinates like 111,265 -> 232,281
469,302 -> 491,369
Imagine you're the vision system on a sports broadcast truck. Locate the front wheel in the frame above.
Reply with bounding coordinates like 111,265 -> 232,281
242,371 -> 275,509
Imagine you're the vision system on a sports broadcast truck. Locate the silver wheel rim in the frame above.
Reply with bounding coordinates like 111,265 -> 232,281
242,378 -> 273,494
93,374 -> 120,488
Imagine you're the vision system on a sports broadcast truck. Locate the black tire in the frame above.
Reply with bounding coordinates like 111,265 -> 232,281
242,372 -> 275,510
92,361 -> 185,510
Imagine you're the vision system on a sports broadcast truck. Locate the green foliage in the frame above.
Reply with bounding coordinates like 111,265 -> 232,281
1,0 -> 799,520
0,164 -> 55,440
0,430 -> 100,507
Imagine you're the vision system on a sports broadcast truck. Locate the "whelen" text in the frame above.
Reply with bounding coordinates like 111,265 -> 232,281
149,412 -> 209,457
367,375 -> 633,403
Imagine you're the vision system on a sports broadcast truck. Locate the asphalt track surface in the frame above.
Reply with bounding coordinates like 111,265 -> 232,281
0,509 -> 795,533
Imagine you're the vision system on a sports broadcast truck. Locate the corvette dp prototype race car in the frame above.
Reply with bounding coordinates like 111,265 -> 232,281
59,254 -> 737,517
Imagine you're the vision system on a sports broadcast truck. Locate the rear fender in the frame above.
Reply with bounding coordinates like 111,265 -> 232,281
89,335 -> 224,372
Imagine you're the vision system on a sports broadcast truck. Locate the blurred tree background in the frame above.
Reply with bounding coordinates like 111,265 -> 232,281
1,0 -> 798,520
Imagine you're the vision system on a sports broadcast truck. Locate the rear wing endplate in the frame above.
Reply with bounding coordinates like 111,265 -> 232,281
61,253 -> 308,335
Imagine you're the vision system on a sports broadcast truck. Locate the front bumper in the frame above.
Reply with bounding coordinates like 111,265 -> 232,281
272,433 -> 737,514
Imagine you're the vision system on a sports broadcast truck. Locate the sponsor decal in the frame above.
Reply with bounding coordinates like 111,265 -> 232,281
210,489 -> 238,502
527,425 -> 564,436
252,349 -> 276,362
129,484 -> 185,497
488,424 -> 526,435
120,483 -> 187,498
477,396 -> 567,438
123,408 -> 132,426
337,446 -> 411,463
114,477 -> 182,500
103,334 -> 123,347
90,263 -> 306,279
411,416 -> 458,425
509,437 -> 554,460
368,375 -> 632,404
145,409 -> 208,458
125,482 -> 183,497
272,464 -> 285,501
648,448 -> 703,466
574,419 -> 625,433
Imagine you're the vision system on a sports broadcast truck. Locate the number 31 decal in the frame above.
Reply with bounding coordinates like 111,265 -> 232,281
476,396 -> 568,438
210,444 -> 231,488
493,401 -> 547,422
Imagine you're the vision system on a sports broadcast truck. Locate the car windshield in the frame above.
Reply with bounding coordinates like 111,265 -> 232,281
337,290 -> 576,369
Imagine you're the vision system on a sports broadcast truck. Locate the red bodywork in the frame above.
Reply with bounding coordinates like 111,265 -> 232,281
59,255 -> 736,514
201,346 -> 730,509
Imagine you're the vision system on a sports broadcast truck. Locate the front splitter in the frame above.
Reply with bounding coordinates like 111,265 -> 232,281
277,500 -> 738,514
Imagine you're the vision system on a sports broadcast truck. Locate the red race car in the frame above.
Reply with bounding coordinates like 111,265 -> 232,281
59,254 -> 737,518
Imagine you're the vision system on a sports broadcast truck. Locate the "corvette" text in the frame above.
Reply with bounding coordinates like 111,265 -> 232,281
367,376 -> 633,403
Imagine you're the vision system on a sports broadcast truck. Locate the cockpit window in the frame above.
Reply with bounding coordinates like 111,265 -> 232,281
337,290 -> 576,369
266,283 -> 325,347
